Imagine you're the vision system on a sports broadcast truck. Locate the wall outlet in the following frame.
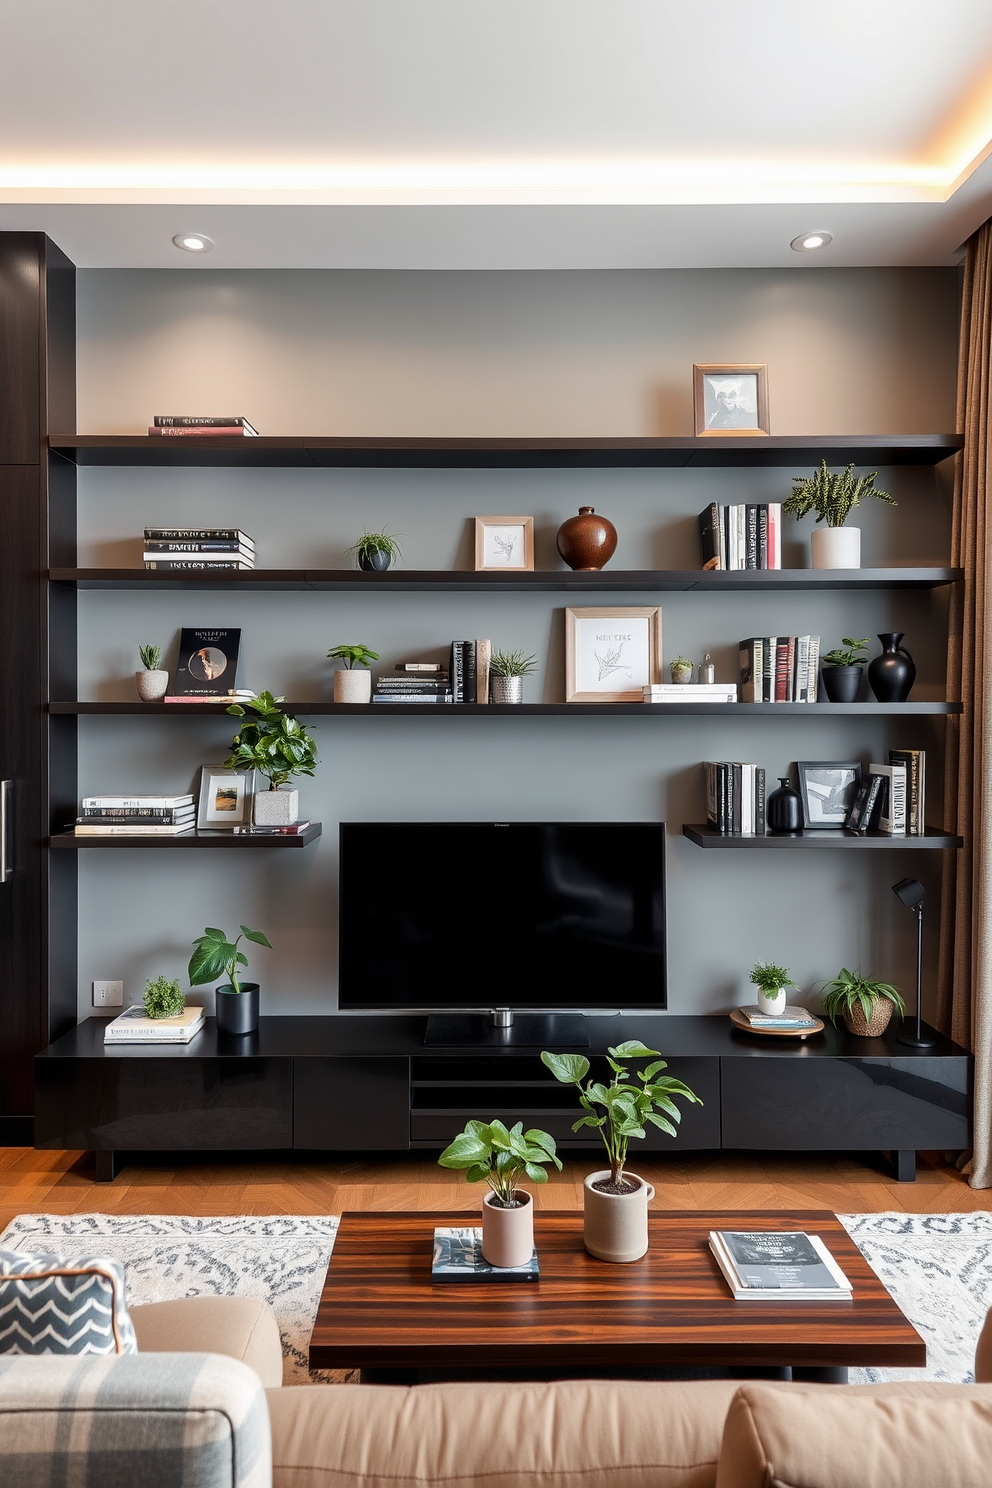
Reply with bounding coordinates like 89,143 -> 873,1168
92,980 -> 124,1008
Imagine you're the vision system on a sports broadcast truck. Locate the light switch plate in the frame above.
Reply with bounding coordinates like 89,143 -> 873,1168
92,979 -> 124,1008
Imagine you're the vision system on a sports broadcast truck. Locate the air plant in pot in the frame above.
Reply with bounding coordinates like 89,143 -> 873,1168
135,642 -> 169,701
225,691 -> 319,825
783,460 -> 895,570
438,1118 -> 562,1268
346,529 -> 403,573
820,636 -> 870,703
489,648 -> 538,705
188,923 -> 272,1036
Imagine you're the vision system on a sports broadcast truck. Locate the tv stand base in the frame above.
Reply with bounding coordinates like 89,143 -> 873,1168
423,1011 -> 589,1048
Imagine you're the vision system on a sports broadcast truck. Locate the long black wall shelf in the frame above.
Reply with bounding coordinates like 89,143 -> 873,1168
50,824 -> 322,849
52,701 -> 963,717
50,433 -> 963,470
683,824 -> 963,850
51,566 -> 963,593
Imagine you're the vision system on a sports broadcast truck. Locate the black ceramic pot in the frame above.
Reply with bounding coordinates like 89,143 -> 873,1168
358,549 -> 392,572
766,777 -> 803,835
214,982 -> 259,1035
822,665 -> 863,703
868,632 -> 915,702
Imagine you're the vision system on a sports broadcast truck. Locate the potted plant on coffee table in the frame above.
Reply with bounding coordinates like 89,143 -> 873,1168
489,648 -> 538,705
820,636 -> 870,702
748,961 -> 798,1017
818,967 -> 905,1038
438,1118 -> 562,1267
188,923 -> 272,1035
783,460 -> 895,570
346,529 -> 403,573
541,1042 -> 701,1263
225,690 -> 319,825
327,644 -> 379,704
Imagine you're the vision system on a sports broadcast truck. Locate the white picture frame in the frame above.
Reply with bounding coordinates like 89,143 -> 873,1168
565,606 -> 662,703
197,766 -> 250,829
474,515 -> 535,572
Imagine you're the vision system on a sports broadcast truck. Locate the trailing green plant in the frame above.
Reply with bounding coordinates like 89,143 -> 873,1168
188,924 -> 272,995
143,975 -> 185,1019
749,961 -> 797,995
438,1118 -> 562,1207
541,1041 -> 702,1188
489,648 -> 538,678
822,637 -> 870,669
225,691 -> 319,789
346,529 -> 403,565
326,644 -> 380,670
138,643 -> 162,671
818,967 -> 905,1026
783,461 -> 895,529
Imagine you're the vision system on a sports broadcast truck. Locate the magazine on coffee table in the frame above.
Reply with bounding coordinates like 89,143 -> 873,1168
432,1226 -> 539,1282
709,1229 -> 852,1300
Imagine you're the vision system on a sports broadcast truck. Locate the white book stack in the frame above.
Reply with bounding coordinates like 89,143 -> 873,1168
104,1005 -> 205,1044
643,684 -> 738,704
75,794 -> 196,835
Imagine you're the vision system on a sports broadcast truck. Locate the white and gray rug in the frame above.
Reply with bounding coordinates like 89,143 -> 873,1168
2,1210 -> 991,1386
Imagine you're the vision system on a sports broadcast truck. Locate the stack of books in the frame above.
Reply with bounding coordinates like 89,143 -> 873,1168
104,1005 -> 205,1044
147,416 -> 259,437
704,761 -> 766,835
374,662 -> 453,705
846,754 -> 919,836
450,639 -> 492,704
74,794 -> 195,836
739,635 -> 821,703
144,527 -> 255,571
698,502 -> 782,571
642,682 -> 738,704
709,1228 -> 852,1301
736,1004 -> 821,1032
890,748 -> 925,835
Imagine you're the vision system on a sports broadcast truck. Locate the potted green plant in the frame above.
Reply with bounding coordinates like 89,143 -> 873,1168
541,1042 -> 701,1262
489,648 -> 538,705
820,636 -> 870,703
327,644 -> 379,704
135,642 -> 169,702
670,655 -> 693,684
783,460 -> 895,570
346,529 -> 403,573
225,690 -> 319,826
438,1118 -> 562,1267
749,961 -> 798,1017
818,967 -> 905,1038
143,974 -> 185,1019
188,923 -> 272,1035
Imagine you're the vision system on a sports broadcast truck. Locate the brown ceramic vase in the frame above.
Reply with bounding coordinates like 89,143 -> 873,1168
556,507 -> 618,571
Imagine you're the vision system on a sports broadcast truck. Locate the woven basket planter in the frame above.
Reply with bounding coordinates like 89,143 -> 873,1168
843,997 -> 894,1038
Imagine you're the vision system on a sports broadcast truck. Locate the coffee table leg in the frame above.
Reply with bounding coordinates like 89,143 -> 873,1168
792,1366 -> 849,1384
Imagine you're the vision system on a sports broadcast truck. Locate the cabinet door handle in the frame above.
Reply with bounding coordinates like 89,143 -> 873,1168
0,780 -> 12,883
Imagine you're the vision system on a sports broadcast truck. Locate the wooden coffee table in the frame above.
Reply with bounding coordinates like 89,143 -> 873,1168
309,1209 -> 924,1382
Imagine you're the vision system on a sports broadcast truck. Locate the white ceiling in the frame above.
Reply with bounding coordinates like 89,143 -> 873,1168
2,0 -> 992,268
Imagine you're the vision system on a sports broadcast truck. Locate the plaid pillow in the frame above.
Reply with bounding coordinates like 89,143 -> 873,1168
0,1249 -> 138,1355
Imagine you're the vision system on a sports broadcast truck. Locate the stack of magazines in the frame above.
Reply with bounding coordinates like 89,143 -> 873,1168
709,1229 -> 852,1300
736,1004 -> 821,1031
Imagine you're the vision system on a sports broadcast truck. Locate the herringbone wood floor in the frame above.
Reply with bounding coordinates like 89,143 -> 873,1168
2,1148 -> 991,1230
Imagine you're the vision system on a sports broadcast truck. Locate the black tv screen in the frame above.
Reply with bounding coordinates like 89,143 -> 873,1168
338,822 -> 667,1011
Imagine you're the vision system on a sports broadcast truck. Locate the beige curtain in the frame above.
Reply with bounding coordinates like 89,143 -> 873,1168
939,218 -> 992,1186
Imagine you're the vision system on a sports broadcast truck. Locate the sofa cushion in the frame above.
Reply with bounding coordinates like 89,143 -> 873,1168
715,1381 -> 992,1488
268,1377 -> 741,1488
132,1297 -> 284,1388
0,1248 -> 137,1355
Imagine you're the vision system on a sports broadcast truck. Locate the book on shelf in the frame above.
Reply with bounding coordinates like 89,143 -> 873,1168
81,794 -> 194,809
709,1229 -> 852,1301
104,1005 -> 205,1044
476,638 -> 492,705
80,806 -> 195,824
738,635 -> 819,703
144,542 -> 255,557
395,662 -> 446,673
245,820 -> 312,835
642,684 -> 737,703
74,822 -> 196,836
375,676 -> 452,689
704,761 -> 766,836
889,748 -> 925,835
449,640 -> 478,704
843,774 -> 883,835
145,528 -> 255,546
697,503 -> 782,571
869,762 -> 907,835
431,1227 -> 539,1283
172,628 -> 242,697
737,1004 -> 820,1029
372,694 -> 454,704
145,560 -> 255,571
152,417 -> 259,435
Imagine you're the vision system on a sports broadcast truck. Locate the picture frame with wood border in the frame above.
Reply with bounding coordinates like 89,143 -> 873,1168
474,516 -> 535,572
565,606 -> 662,703
693,363 -> 770,438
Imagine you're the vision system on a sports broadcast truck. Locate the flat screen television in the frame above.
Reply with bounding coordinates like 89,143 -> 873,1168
338,822 -> 667,1044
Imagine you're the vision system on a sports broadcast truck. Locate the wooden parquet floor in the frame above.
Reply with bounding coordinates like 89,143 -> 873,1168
3,1147 -> 991,1230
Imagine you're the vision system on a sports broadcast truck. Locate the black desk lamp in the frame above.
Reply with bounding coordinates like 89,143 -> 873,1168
892,877 -> 936,1048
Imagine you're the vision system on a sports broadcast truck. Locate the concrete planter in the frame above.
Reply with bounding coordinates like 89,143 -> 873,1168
253,787 -> 299,826
334,670 -> 372,704
135,669 -> 169,701
583,1169 -> 655,1263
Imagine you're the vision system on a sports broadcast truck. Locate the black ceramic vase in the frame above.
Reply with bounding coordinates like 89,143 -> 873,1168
868,632 -> 915,702
358,549 -> 392,572
822,665 -> 863,703
214,982 -> 259,1035
767,777 -> 803,835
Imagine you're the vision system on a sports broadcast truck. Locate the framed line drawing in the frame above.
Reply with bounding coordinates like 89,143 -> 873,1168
474,516 -> 535,572
197,766 -> 250,829
693,364 -> 770,437
565,606 -> 662,703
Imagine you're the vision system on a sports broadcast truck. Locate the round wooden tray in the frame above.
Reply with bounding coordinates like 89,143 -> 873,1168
729,1007 -> 825,1039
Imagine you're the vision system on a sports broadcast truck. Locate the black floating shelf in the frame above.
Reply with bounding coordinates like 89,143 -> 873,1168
50,566 -> 963,593
682,824 -> 962,849
51,701 -> 963,718
50,433 -> 963,470
50,824 -> 322,849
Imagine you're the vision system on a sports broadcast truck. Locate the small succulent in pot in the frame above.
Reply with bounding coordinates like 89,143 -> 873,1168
489,648 -> 538,704
749,960 -> 798,1017
818,967 -> 905,1038
670,655 -> 693,684
821,637 -> 870,703
143,975 -> 185,1020
346,529 -> 403,572
135,642 -> 169,701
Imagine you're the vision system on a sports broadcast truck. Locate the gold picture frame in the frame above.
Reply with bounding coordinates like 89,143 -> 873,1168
474,516 -> 535,572
565,606 -> 662,703
693,363 -> 770,437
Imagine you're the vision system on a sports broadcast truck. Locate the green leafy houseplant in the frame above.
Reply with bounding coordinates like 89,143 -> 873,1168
138,643 -> 162,671
818,968 -> 905,1030
438,1118 -> 562,1207
225,691 -> 319,790
346,529 -> 403,570
326,644 -> 380,670
783,461 -> 895,528
541,1042 -> 702,1190
188,924 -> 272,994
822,637 -> 870,668
143,975 -> 185,1019
749,961 -> 797,995
489,649 -> 538,678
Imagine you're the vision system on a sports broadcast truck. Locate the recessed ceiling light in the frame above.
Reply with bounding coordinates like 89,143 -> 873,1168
172,233 -> 213,253
791,231 -> 833,253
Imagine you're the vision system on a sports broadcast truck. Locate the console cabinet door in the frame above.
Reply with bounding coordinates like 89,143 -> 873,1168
294,1057 -> 411,1149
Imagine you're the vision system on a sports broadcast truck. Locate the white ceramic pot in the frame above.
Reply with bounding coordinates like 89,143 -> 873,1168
811,526 -> 861,570
481,1189 -> 534,1268
253,786 -> 299,826
334,669 -> 372,704
582,1169 -> 655,1263
135,669 -> 169,701
757,987 -> 788,1016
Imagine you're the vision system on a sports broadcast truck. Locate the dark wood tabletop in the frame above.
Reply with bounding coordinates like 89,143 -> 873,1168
308,1209 -> 925,1373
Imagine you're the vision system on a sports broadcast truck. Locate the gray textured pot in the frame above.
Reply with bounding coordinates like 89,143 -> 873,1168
583,1169 -> 656,1263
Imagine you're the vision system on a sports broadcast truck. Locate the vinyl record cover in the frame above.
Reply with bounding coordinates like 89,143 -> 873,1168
173,628 -> 242,696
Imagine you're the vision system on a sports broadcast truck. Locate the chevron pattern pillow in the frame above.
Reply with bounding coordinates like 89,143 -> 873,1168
0,1249 -> 138,1355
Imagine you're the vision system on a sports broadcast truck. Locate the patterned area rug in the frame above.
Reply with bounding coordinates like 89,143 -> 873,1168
2,1211 -> 990,1386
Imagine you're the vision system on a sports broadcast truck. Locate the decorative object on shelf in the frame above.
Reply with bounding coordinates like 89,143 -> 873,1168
474,516 -> 535,572
556,507 -> 618,571
748,961 -> 798,1017
437,1118 -> 562,1268
196,766 -> 250,830
796,760 -> 863,829
327,644 -> 379,704
188,922 -> 272,1036
767,776 -> 804,835
820,636 -> 870,703
172,627 -> 242,697
892,877 -> 936,1048
135,643 -> 169,701
868,632 -> 916,702
697,652 -> 716,684
670,655 -> 693,684
143,526 -> 255,572
541,1042 -> 701,1262
728,1007 -> 824,1039
693,364 -> 769,438
818,966 -> 905,1038
142,975 -> 185,1020
783,460 -> 895,570
346,529 -> 403,573
489,648 -> 538,705
565,606 -> 662,703
225,690 -> 318,826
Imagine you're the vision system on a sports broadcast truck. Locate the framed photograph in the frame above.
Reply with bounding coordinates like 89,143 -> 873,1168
693,364 -> 769,438
474,516 -> 535,572
796,760 -> 863,830
197,766 -> 250,829
565,606 -> 662,703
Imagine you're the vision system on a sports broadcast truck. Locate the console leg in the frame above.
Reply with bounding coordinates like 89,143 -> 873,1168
792,1367 -> 849,1384
892,1150 -> 916,1183
94,1150 -> 121,1183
